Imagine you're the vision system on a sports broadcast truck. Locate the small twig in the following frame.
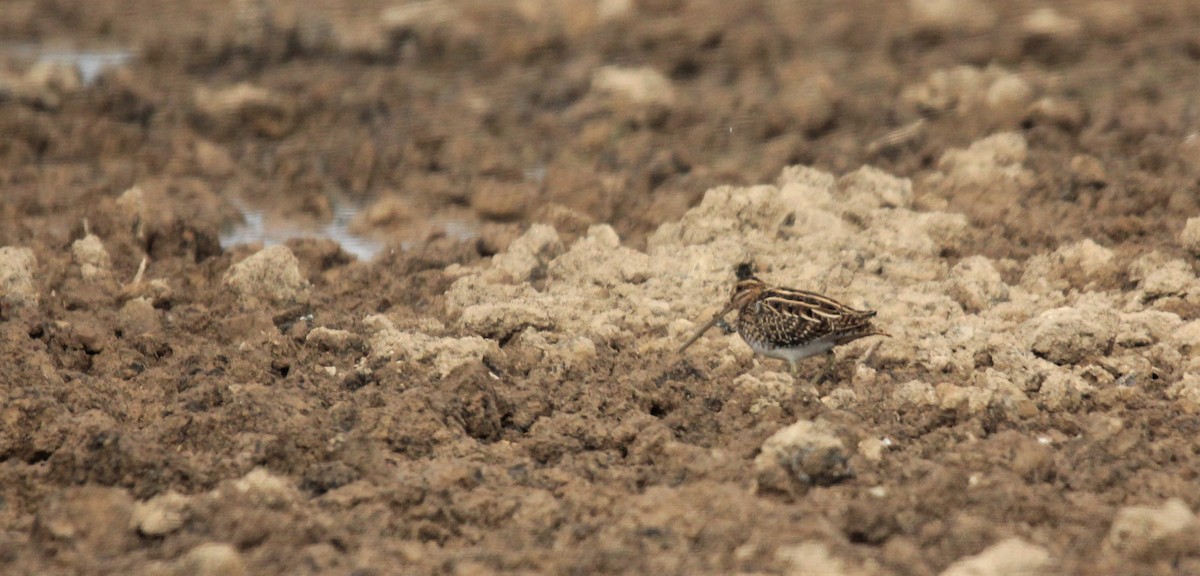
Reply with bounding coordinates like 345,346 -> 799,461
862,338 -> 886,366
131,257 -> 147,285
867,119 -> 927,155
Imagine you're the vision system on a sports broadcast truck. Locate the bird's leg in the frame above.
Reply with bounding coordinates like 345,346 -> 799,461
808,352 -> 836,387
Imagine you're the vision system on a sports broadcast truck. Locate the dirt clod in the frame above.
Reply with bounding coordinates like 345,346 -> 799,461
171,542 -> 247,576
940,537 -> 1054,576
0,246 -> 38,308
32,486 -> 135,559
223,245 -> 309,307
1105,498 -> 1196,559
754,419 -> 853,497
131,491 -> 190,537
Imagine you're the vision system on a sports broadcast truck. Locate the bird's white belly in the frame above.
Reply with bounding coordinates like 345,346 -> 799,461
745,336 -> 835,364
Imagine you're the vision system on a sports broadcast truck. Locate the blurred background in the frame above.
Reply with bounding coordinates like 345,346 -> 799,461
2,0 -> 1199,263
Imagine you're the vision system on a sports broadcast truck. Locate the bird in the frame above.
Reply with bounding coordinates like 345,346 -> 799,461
678,262 -> 886,383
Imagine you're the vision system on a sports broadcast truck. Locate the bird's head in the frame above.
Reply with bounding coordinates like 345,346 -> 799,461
731,262 -> 765,308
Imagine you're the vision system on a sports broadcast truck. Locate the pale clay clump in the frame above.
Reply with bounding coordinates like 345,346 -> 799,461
1180,217 -> 1200,256
364,315 -> 498,378
590,65 -> 676,108
0,246 -> 38,307
733,371 -> 805,417
947,256 -> 1009,313
776,541 -> 860,576
223,244 -> 310,307
71,234 -> 113,281
1020,238 -> 1117,292
1127,252 -> 1198,304
940,537 -> 1054,576
170,542 -> 247,576
753,419 -> 850,497
305,327 -> 361,352
901,67 -> 1034,129
1105,498 -> 1195,558
368,136 -> 1196,457
893,380 -> 938,407
192,83 -> 295,138
908,0 -> 997,37
131,491 -> 190,537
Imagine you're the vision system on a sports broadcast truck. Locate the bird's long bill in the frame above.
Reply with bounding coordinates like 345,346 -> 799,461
677,302 -> 739,353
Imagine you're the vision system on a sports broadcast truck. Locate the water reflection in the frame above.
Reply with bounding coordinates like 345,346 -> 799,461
5,45 -> 133,84
219,200 -> 480,261
33,49 -> 132,84
220,202 -> 386,261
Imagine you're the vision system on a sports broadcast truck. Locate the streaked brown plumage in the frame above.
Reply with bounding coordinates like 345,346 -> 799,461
678,263 -> 886,380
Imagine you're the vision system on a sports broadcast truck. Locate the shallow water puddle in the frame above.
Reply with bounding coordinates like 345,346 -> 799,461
219,202 -> 386,261
6,45 -> 133,84
219,200 -> 482,261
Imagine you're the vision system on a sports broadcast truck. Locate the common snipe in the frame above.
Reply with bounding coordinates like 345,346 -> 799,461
678,263 -> 886,382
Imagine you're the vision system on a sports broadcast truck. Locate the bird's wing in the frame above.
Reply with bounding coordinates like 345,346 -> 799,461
760,287 -> 876,331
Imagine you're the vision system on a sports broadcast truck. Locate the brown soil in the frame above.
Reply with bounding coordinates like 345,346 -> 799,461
3,0 -> 1200,574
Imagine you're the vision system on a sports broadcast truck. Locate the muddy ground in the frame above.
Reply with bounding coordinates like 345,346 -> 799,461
3,0 -> 1200,574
